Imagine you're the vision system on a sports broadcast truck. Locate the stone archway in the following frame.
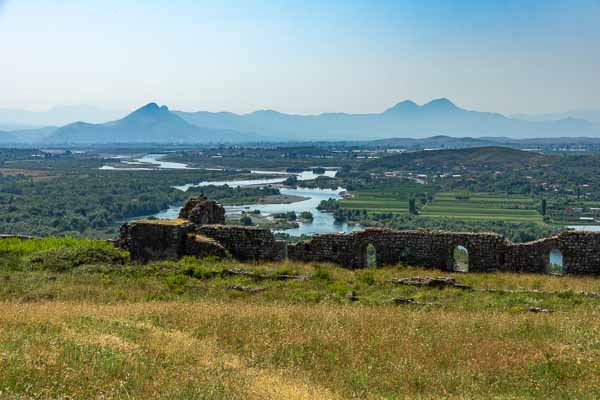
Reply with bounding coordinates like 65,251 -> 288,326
366,243 -> 377,268
548,248 -> 564,274
452,245 -> 469,272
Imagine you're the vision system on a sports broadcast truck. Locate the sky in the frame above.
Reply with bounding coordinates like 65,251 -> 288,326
0,0 -> 599,115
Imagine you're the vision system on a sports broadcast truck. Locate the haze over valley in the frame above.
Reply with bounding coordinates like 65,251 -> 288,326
2,99 -> 600,144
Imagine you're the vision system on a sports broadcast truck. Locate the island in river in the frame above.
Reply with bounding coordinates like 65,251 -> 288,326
255,194 -> 309,204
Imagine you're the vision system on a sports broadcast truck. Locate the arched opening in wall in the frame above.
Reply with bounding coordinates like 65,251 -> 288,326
548,249 -> 564,275
366,244 -> 377,268
453,245 -> 469,272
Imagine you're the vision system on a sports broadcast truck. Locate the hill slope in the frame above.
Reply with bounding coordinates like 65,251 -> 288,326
365,146 -> 556,172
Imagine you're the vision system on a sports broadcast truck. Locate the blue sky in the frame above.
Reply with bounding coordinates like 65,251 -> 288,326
0,0 -> 599,114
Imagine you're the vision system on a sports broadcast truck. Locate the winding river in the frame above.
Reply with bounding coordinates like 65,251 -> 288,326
101,154 -> 361,236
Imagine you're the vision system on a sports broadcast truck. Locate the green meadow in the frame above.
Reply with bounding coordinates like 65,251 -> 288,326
421,192 -> 544,223
340,183 -> 429,214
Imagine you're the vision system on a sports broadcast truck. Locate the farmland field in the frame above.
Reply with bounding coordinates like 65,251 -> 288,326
421,192 -> 544,223
340,183 -> 429,214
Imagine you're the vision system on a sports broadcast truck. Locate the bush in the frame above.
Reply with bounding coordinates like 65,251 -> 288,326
357,270 -> 376,286
240,215 -> 254,226
312,265 -> 332,282
300,211 -> 314,221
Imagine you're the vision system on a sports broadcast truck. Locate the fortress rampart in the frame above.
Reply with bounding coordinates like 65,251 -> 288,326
116,196 -> 600,275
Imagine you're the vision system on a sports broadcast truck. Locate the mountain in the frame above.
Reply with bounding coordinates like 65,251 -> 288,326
0,105 -> 127,128
47,103 -> 257,144
0,131 -> 20,144
3,99 -> 600,145
364,146 -> 556,172
513,110 -> 600,124
7,127 -> 58,144
176,99 -> 600,140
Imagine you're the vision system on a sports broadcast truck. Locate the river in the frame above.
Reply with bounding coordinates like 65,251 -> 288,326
102,154 -> 361,236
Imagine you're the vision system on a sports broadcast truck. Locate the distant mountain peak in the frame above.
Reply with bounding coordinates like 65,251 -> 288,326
383,100 -> 419,114
423,98 -> 458,110
133,102 -> 169,113
125,103 -> 172,122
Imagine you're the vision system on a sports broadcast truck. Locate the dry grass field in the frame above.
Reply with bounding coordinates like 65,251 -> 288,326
2,238 -> 600,399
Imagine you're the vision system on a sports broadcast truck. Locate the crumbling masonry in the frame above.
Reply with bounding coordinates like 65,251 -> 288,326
119,196 -> 600,275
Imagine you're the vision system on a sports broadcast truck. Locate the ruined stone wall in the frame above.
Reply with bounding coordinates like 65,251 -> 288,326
556,231 -> 600,275
288,228 -> 508,271
503,237 -> 559,273
287,233 -> 366,268
119,211 -> 600,274
197,225 -> 286,262
178,195 -> 225,225
289,228 -> 600,274
119,220 -> 196,263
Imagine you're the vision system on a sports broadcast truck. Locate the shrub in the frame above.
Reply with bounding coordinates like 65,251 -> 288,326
312,265 -> 332,282
300,211 -> 314,221
357,270 -> 376,286
165,274 -> 186,288
240,215 -> 254,226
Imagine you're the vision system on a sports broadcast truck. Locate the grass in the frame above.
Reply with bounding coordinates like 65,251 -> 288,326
0,237 -> 116,256
421,192 -> 544,223
2,238 -> 600,398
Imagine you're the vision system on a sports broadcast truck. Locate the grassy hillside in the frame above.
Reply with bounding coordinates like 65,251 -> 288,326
2,238 -> 600,398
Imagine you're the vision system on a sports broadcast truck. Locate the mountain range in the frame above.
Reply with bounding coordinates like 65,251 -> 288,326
513,110 -> 600,124
1,99 -> 600,144
174,98 -> 600,140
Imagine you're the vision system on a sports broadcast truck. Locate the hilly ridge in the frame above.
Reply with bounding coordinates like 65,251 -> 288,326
364,146 -> 557,172
2,99 -> 600,144
176,98 -> 600,140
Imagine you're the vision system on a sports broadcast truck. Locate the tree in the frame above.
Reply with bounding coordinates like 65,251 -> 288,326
240,215 -> 253,226
300,211 -> 313,221
283,176 -> 298,187
408,197 -> 418,215
540,198 -> 547,216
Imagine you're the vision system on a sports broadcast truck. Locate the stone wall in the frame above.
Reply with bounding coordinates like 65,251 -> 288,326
197,225 -> 286,262
288,228 -> 508,271
119,220 -> 228,262
118,195 -> 600,274
119,220 -> 196,263
288,228 -> 600,274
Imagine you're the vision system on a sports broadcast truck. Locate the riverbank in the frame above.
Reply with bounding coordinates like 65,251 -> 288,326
102,153 -> 362,236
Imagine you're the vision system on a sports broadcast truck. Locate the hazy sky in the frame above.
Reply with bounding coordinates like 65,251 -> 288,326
1,0 -> 599,115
